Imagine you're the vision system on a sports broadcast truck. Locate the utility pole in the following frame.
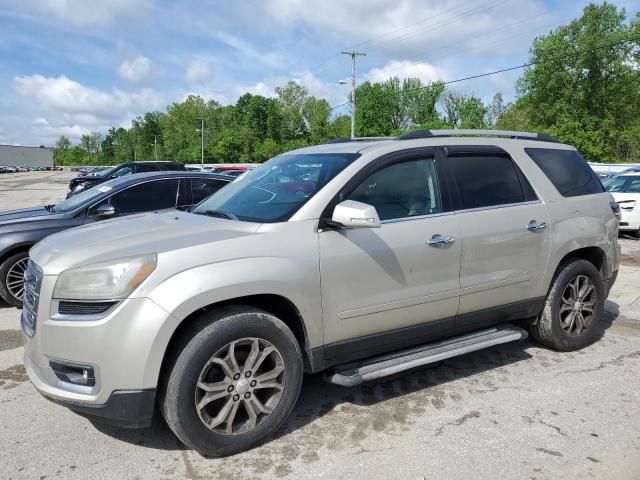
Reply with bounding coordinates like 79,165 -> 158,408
341,50 -> 366,139
153,135 -> 158,160
196,119 -> 204,167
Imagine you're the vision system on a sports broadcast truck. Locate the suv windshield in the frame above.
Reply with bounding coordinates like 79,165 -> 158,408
605,175 -> 640,193
192,153 -> 359,222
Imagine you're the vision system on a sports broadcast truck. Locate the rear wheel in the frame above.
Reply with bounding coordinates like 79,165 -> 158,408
530,259 -> 604,351
160,307 -> 303,457
0,251 -> 29,307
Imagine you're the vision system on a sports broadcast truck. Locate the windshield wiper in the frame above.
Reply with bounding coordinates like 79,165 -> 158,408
194,209 -> 239,220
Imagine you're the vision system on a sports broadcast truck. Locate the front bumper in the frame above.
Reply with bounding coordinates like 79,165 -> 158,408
618,209 -> 640,231
24,285 -> 176,424
39,389 -> 156,428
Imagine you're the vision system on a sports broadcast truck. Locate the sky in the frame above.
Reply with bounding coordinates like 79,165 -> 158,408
0,0 -> 637,146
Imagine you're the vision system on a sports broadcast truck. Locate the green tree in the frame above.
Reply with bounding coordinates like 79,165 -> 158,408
275,81 -> 308,139
515,2 -> 640,162
54,135 -> 71,152
487,93 -> 509,128
440,91 -> 487,129
355,77 -> 447,136
302,97 -> 331,143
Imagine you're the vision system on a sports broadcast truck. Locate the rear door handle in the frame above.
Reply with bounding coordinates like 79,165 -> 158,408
526,220 -> 547,231
427,234 -> 455,247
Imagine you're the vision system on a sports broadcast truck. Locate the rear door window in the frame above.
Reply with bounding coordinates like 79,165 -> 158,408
525,148 -> 604,197
449,156 -> 526,210
108,179 -> 179,215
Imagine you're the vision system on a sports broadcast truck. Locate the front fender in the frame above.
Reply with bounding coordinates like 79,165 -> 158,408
143,255 -> 323,363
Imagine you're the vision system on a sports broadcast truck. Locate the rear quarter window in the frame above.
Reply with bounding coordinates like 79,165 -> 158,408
525,148 -> 604,197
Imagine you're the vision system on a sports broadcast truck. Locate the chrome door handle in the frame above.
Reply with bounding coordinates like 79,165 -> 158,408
427,234 -> 455,247
527,220 -> 547,231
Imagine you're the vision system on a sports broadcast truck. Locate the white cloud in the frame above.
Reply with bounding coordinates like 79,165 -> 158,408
12,74 -> 168,143
363,60 -> 450,84
118,56 -> 154,83
212,32 -> 286,69
186,60 -> 214,84
16,0 -> 151,27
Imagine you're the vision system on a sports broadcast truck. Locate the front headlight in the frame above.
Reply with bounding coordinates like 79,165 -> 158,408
53,254 -> 157,300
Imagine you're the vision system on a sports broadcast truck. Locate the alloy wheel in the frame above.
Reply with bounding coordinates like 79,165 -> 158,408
195,337 -> 285,435
559,274 -> 597,337
5,257 -> 28,301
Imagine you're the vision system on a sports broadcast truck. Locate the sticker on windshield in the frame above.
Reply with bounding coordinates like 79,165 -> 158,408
97,186 -> 112,193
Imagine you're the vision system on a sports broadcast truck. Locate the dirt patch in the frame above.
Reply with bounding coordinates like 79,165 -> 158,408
0,364 -> 28,389
620,255 -> 640,268
0,329 -> 25,351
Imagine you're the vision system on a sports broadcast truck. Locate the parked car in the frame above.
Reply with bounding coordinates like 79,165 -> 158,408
205,165 -> 251,174
218,169 -> 247,178
23,130 -> 619,456
68,161 -> 186,197
605,172 -> 640,237
0,171 -> 230,307
602,167 -> 640,186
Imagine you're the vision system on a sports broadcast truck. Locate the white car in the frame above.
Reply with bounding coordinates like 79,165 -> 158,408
605,173 -> 640,237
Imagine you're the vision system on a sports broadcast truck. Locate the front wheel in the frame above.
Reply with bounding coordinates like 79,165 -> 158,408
0,251 -> 29,307
160,307 -> 303,457
530,259 -> 605,351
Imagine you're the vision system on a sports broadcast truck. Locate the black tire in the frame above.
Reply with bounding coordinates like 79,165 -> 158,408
530,259 -> 605,351
0,251 -> 29,307
159,306 -> 303,457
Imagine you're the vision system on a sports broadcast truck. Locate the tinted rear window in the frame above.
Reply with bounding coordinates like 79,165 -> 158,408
525,148 -> 604,197
449,156 -> 526,210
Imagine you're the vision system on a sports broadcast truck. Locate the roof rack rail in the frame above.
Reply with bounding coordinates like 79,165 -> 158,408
324,136 -> 394,144
396,129 -> 559,143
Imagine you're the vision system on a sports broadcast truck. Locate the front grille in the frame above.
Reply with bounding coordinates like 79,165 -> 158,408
58,301 -> 116,315
21,260 -> 43,337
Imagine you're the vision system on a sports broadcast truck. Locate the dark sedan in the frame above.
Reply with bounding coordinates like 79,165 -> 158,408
68,161 -> 186,197
0,171 -> 231,306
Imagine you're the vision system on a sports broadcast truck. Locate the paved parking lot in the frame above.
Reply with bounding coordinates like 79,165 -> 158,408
1,172 -> 639,479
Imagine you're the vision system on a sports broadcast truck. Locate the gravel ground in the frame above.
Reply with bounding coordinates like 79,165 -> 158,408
0,172 -> 639,480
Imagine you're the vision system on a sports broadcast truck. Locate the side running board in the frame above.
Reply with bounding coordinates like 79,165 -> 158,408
327,324 -> 528,387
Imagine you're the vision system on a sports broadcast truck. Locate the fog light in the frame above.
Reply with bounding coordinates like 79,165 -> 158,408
49,361 -> 95,387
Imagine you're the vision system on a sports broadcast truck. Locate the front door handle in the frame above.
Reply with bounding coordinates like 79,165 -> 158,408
427,234 -> 455,247
527,220 -> 547,231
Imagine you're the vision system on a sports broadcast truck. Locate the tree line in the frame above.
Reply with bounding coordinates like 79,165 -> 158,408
53,2 -> 639,166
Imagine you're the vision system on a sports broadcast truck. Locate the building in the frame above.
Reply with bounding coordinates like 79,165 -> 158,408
0,144 -> 53,168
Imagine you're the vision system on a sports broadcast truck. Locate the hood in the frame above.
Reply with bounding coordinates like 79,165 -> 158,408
0,206 -> 61,225
30,209 -> 262,275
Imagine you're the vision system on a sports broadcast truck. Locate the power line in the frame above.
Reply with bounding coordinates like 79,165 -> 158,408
329,36 -> 639,111
367,0 -> 515,50
348,0 -> 480,49
309,0 -> 515,78
364,12 -> 550,79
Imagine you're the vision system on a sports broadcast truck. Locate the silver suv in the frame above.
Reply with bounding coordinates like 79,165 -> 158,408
23,130 -> 620,456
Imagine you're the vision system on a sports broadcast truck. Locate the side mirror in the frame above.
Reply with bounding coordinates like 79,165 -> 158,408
330,200 -> 381,229
96,203 -> 116,219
